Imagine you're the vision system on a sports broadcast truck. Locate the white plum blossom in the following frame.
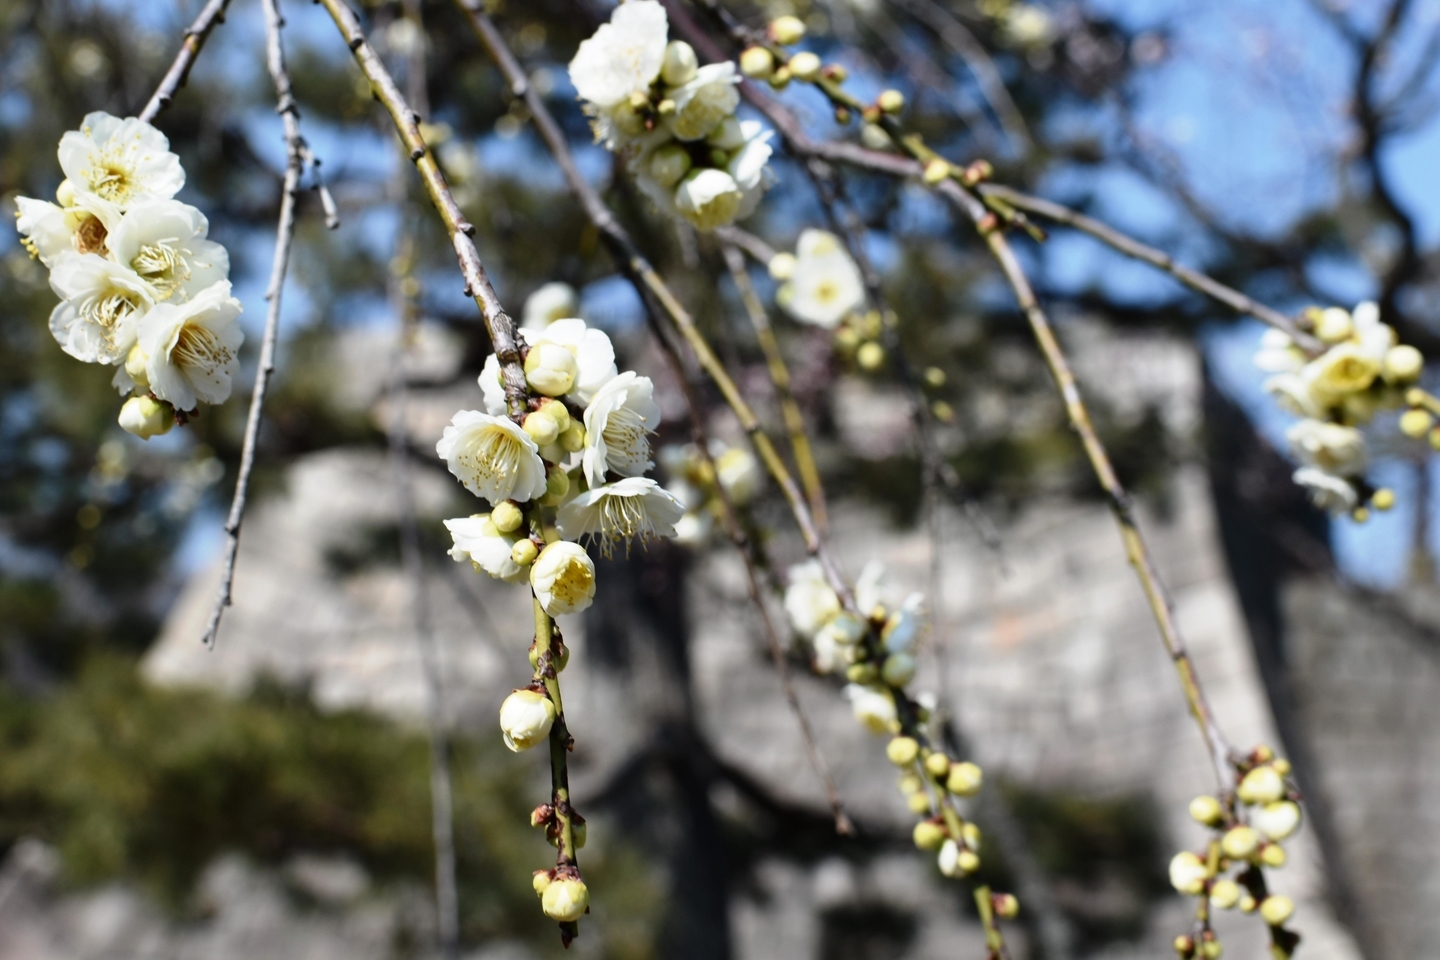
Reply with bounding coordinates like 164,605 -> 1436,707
568,0 -> 668,109
445,514 -> 529,583
15,193 -> 121,265
557,477 -> 685,553
844,683 -> 898,734
667,62 -> 740,140
47,252 -> 153,364
784,560 -> 841,636
675,168 -> 744,232
714,445 -> 762,504
1285,419 -> 1366,476
478,352 -> 509,416
582,371 -> 662,485
1292,466 -> 1358,514
522,318 -> 618,406
531,540 -> 598,616
523,281 -> 579,328
138,280 -> 244,409
58,111 -> 185,208
1254,328 -> 1305,374
108,200 -> 229,303
436,410 -> 549,504
780,229 -> 865,328
882,594 -> 926,655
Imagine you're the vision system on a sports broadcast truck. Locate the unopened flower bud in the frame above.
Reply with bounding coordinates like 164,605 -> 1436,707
492,500 -> 525,534
769,15 -> 806,45
525,342 -> 578,396
1272,758 -> 1291,776
1259,894 -> 1294,926
946,761 -> 983,796
961,821 -> 981,849
924,366 -> 946,387
524,411 -> 560,447
541,877 -> 590,922
118,396 -> 173,439
498,689 -> 555,752
1253,799 -> 1301,841
768,65 -> 792,89
898,773 -> 923,795
1174,934 -> 1196,958
1238,893 -> 1257,913
530,804 -> 553,828
856,341 -> 885,370
536,397 -> 571,433
991,892 -> 1019,919
655,97 -> 676,116
938,838 -> 979,877
877,89 -> 905,114
532,870 -> 552,896
768,252 -> 798,280
1221,825 -> 1259,860
1384,344 -> 1424,384
1188,795 -> 1225,826
846,662 -> 878,684
1371,487 -> 1396,511
740,46 -> 775,79
125,344 -> 150,390
1200,940 -> 1223,960
661,40 -> 698,86
1168,851 -> 1207,895
881,652 -> 916,686
887,736 -> 920,766
543,466 -> 571,504
559,424 -> 586,452
1210,878 -> 1240,909
1259,843 -> 1287,868
912,820 -> 946,850
1315,307 -> 1353,343
56,178 -> 76,207
923,158 -> 951,184
788,51 -> 822,81
708,116 -> 746,151
924,751 -> 951,778
906,790 -> 931,813
511,538 -> 539,567
628,91 -> 650,112
1237,765 -> 1285,805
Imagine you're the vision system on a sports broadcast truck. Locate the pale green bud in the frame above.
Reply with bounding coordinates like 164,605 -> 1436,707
492,501 -> 525,533
788,51 -> 821,81
124,344 -> 150,391
1209,878 -> 1240,909
886,736 -> 919,766
536,397 -> 571,433
511,538 -> 539,567
1188,795 -> 1225,826
118,397 -> 173,439
541,878 -> 590,922
1384,344 -> 1424,384
56,179 -> 76,207
768,252 -> 797,281
1220,825 -> 1259,860
661,40 -> 698,86
769,15 -> 806,45
913,820 -> 946,850
524,411 -> 560,447
1259,895 -> 1294,926
524,342 -> 578,396
946,761 -> 983,797
559,424 -> 586,452
707,116 -> 746,151
877,89 -> 905,114
739,46 -> 775,79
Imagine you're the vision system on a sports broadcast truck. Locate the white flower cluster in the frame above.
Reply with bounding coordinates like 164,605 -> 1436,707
1255,302 -> 1423,516
441,308 -> 686,625
659,441 -> 763,545
14,112 -> 241,440
783,559 -> 996,883
568,0 -> 773,231
1168,747 -> 1303,954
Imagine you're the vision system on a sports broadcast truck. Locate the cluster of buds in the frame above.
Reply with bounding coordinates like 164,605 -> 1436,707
1256,301 -> 1423,518
659,441 -> 763,546
14,111 -> 242,439
893,736 -> 991,880
568,0 -> 772,231
1168,746 -> 1304,958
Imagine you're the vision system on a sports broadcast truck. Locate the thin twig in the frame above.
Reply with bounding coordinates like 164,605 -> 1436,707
389,0 -> 460,951
138,0 -> 234,123
720,244 -> 829,533
452,0 -> 852,833
198,0 -> 306,648
977,185 -> 1320,350
315,0 -> 528,417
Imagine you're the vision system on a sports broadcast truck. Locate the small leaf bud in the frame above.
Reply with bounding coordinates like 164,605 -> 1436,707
768,252 -> 798,280
1220,825 -> 1259,860
1371,488 -> 1395,511
740,46 -> 776,79
530,804 -> 553,828
923,158 -> 951,184
492,501 -> 525,533
1188,794 -> 1225,826
912,820 -> 946,850
1400,408 -> 1433,437
559,424 -> 587,452
524,411 -> 561,447
906,790 -> 932,814
833,105 -> 851,125
991,892 -> 1019,919
511,538 -> 539,567
887,736 -> 920,766
1210,878 -> 1241,909
856,341 -> 885,370
924,751 -> 951,778
1259,894 -> 1294,926
541,877 -> 590,922
824,63 -> 849,83
1384,344 -> 1424,384
661,40 -> 698,87
788,51 -> 822,81
877,89 -> 905,114
769,15 -> 806,45
946,761 -> 983,796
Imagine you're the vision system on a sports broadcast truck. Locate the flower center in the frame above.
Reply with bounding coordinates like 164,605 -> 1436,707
172,322 -> 233,375
79,288 -> 143,347
132,240 -> 191,301
602,405 -> 650,473
87,158 -> 138,204
465,429 -> 524,483
814,279 -> 839,304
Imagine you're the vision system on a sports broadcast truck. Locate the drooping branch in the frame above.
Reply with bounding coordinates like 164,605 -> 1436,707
138,0 -> 235,123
